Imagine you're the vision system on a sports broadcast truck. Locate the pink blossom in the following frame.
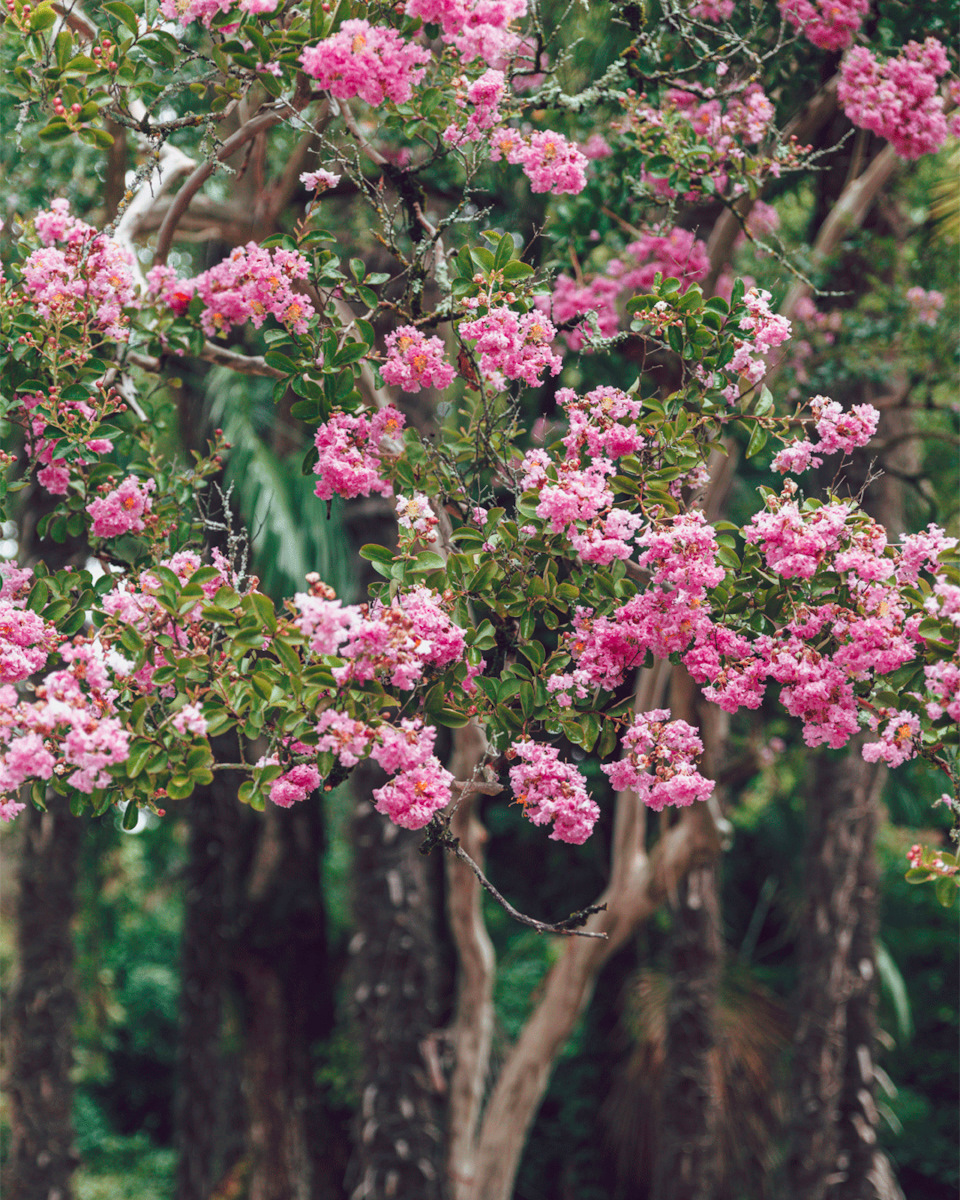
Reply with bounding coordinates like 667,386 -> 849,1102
370,718 -> 437,773
811,394 -> 879,455
460,306 -> 562,387
172,704 -> 208,737
0,602 -> 59,684
690,0 -> 734,19
839,40 -> 949,160
295,592 -> 361,656
382,326 -> 455,392
372,757 -> 453,829
508,739 -> 599,843
299,21 -> 431,107
301,169 -> 342,191
862,710 -> 920,768
161,242 -> 315,337
602,709 -> 714,812
312,407 -> 405,501
779,0 -> 868,51
906,286 -> 945,327
395,493 -> 439,539
270,763 -> 322,808
326,587 -> 466,691
315,711 -> 373,766
406,0 -> 527,65
86,477 -> 155,539
444,69 -> 506,143
22,206 -> 136,340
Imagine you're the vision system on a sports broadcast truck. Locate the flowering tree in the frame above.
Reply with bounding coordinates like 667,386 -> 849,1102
1,0 -> 958,1195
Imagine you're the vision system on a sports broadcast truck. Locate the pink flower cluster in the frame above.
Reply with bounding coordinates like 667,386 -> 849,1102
924,660 -> 960,723
508,739 -> 599,843
395,493 -> 440,539
405,0 -> 527,66
100,550 -> 237,697
839,39 -> 950,160
270,763 -> 322,808
381,326 -> 455,392
0,640 -> 133,815
724,287 -> 792,398
160,0 -> 276,24
0,599 -> 59,685
444,69 -> 506,144
295,586 -> 465,690
779,0 -> 868,51
299,20 -> 431,106
313,712 -> 452,829
459,306 -> 562,387
906,286 -> 945,327
862,709 -> 920,769
519,386 -> 650,563
745,496 -> 851,580
312,406 -> 404,501
773,394 -> 879,475
301,168 -> 342,192
602,709 -> 714,812
150,242 -> 315,337
489,127 -> 588,194
86,476 -> 156,539
17,386 -> 119,497
690,0 -> 735,20
22,201 -> 135,341
564,510 -> 726,687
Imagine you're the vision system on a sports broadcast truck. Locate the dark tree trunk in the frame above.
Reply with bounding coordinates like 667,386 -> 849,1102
345,765 -> 449,1200
653,862 -> 723,1200
175,763 -> 245,1200
3,494 -> 87,1200
175,755 -> 343,1200
787,750 -> 904,1200
653,672 -> 726,1200
2,801 -> 83,1200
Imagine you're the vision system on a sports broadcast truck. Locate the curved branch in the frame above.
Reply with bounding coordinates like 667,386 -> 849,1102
126,343 -> 285,379
154,107 -> 296,265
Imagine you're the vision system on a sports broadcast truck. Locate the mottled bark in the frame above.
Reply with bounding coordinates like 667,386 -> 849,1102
345,764 -> 449,1200
175,754 -> 340,1200
787,751 -> 904,1200
653,671 -> 727,1200
175,765 -> 245,1200
2,802 -> 83,1200
653,862 -> 722,1200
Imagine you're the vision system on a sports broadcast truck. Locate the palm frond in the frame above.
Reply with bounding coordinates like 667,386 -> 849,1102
204,368 -> 353,601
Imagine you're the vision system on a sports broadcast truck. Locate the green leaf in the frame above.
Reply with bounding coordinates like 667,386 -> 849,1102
359,544 -> 395,565
745,421 -> 769,459
935,876 -> 957,907
646,155 -> 673,177
103,0 -> 139,33
121,802 -> 141,830
126,740 -> 154,779
434,708 -> 470,728
493,232 -> 516,272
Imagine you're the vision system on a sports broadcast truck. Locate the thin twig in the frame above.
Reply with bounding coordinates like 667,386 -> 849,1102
429,825 -> 608,938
